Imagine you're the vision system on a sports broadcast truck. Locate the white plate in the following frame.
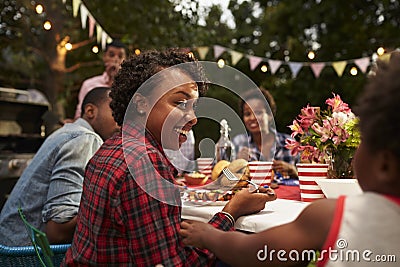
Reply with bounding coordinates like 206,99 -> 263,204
181,189 -> 231,206
316,179 -> 362,198
183,199 -> 228,206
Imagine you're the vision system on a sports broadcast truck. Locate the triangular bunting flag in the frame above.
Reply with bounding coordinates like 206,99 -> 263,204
101,32 -> 108,50
197,47 -> 209,60
88,15 -> 95,38
230,50 -> 243,66
72,0 -> 81,18
268,59 -> 282,74
96,24 -> 102,44
107,36 -> 113,43
213,45 -> 226,58
332,61 -> 347,77
288,62 -> 303,78
354,57 -> 370,73
248,56 -> 263,71
310,63 -> 325,78
63,0 -> 66,3
80,4 -> 88,29
379,53 -> 391,63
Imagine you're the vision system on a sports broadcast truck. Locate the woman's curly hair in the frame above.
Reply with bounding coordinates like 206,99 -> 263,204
110,48 -> 207,126
355,54 -> 400,159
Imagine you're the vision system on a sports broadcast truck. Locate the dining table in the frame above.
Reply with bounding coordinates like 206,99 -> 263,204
181,184 -> 309,233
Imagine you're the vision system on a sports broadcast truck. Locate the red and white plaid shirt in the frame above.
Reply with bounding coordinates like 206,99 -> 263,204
62,123 -> 233,266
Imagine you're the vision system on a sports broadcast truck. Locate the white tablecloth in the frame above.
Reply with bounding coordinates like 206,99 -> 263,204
181,198 -> 309,233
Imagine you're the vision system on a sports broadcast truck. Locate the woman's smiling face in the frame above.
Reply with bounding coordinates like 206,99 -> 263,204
242,98 -> 270,135
145,70 -> 199,151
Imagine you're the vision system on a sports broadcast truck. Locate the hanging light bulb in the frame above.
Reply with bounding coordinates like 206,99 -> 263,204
260,65 -> 268,72
350,67 -> 358,76
65,43 -> 72,51
92,45 -> 99,54
35,4 -> 43,14
377,47 -> 385,56
217,59 -> 225,68
43,20 -> 52,30
134,49 -> 141,55
307,51 -> 315,60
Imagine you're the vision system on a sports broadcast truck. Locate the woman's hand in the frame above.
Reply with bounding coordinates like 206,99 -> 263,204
237,147 -> 251,160
221,187 -> 276,221
272,160 -> 298,178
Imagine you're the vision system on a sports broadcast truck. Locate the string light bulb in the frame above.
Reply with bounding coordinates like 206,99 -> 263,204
377,47 -> 385,56
43,21 -> 52,30
134,49 -> 141,55
65,42 -> 72,51
307,51 -> 315,60
350,67 -> 358,76
261,65 -> 268,72
92,45 -> 99,54
35,4 -> 43,14
217,59 -> 225,68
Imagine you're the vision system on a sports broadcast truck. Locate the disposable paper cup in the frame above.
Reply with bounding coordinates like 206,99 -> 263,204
248,161 -> 273,186
196,158 -> 214,177
296,163 -> 329,202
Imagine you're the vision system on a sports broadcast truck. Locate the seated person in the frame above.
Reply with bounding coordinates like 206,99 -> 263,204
233,87 -> 298,178
62,49 -> 276,266
0,87 -> 119,245
180,57 -> 400,266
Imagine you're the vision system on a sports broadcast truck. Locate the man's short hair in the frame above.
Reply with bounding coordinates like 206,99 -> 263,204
81,87 -> 110,117
105,40 -> 127,53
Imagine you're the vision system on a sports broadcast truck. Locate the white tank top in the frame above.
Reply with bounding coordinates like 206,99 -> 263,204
318,192 -> 400,267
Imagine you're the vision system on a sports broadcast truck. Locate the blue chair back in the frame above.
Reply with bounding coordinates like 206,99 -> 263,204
16,207 -> 70,266
0,243 -> 70,267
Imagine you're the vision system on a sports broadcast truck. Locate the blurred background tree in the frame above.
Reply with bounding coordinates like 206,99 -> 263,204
225,0 -> 400,132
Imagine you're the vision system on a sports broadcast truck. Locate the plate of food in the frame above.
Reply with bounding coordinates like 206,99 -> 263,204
182,189 -> 233,206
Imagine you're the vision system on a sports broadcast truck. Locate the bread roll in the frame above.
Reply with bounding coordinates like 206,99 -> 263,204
220,159 -> 250,188
211,160 -> 230,180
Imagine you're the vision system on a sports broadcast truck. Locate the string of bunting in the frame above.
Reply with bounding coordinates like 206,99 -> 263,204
61,0 -> 397,76
194,45 -> 397,78
62,0 -> 113,50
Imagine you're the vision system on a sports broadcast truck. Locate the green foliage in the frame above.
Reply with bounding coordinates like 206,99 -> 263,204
224,0 -> 399,133
0,0 -> 219,118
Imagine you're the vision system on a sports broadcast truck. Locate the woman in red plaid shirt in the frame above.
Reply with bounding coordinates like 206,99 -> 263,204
62,49 -> 276,266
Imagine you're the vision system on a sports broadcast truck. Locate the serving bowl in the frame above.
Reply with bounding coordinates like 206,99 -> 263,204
184,172 -> 208,186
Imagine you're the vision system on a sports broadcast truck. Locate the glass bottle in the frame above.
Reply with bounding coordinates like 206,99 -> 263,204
215,119 -> 235,162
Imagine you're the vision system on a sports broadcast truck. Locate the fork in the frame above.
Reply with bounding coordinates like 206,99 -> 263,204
222,167 -> 275,195
222,167 -> 259,191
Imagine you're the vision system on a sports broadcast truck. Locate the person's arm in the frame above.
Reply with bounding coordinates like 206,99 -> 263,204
273,160 -> 298,178
46,216 -> 77,244
181,199 -> 336,267
43,133 -> 102,244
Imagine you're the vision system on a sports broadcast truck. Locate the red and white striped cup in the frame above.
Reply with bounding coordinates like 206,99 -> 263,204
296,163 -> 329,202
196,158 -> 214,177
248,161 -> 273,186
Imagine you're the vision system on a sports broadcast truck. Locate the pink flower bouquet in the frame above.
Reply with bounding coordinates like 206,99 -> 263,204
285,94 -> 360,177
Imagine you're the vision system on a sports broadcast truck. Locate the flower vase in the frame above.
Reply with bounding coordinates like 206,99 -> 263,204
326,148 -> 355,179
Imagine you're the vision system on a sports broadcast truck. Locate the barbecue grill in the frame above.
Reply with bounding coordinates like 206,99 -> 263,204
0,87 -> 49,209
